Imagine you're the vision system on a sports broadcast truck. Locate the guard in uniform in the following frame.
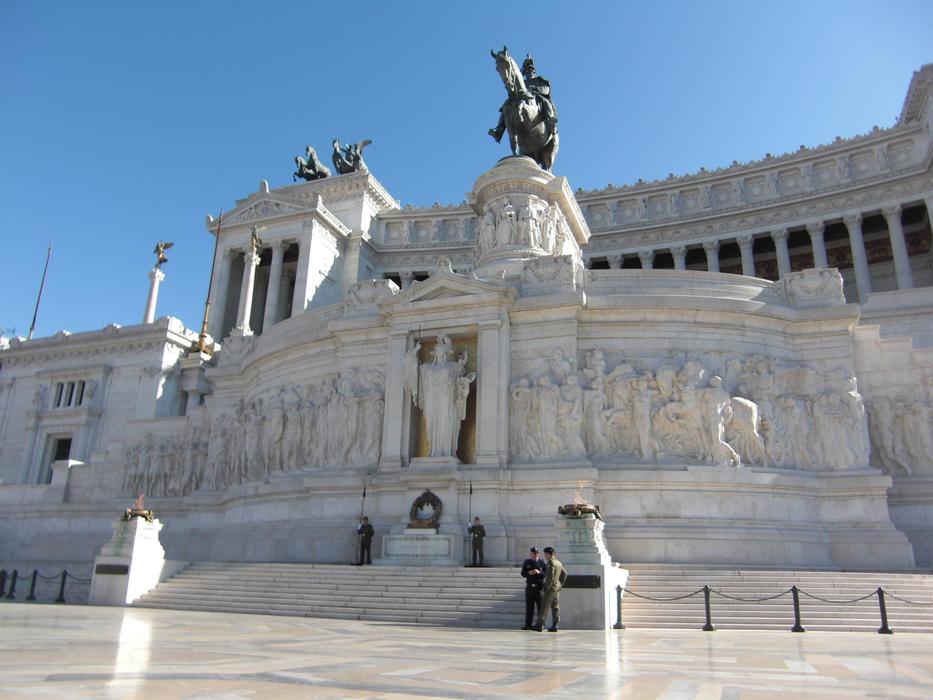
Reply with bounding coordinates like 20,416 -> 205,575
468,516 -> 486,566
357,516 -> 374,565
520,546 -> 546,630
535,546 -> 567,632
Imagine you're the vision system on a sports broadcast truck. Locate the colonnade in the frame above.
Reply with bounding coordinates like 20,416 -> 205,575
211,239 -> 302,339
595,199 -> 931,303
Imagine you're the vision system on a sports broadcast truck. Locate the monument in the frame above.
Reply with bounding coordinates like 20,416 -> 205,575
1,57 -> 932,586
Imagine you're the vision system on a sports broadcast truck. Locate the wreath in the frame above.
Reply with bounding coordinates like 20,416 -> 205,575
408,489 -> 443,529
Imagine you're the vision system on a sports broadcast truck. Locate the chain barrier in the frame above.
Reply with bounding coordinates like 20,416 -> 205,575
711,588 -> 792,602
621,586 -> 705,602
619,581 -> 933,634
0,567 -> 88,604
883,590 -> 933,606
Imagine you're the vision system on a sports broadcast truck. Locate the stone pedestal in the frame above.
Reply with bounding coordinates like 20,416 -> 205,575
553,513 -> 628,630
88,517 -> 174,606
469,156 -> 590,280
376,528 -> 462,567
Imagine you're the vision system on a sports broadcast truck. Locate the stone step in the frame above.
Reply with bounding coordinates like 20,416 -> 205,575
134,561 -> 526,627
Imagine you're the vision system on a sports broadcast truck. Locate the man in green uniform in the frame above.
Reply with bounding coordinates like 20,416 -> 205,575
357,516 -> 374,565
534,546 -> 567,632
467,516 -> 486,566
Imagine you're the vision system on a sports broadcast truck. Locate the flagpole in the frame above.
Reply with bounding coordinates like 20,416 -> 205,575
197,210 -> 223,354
27,243 -> 53,341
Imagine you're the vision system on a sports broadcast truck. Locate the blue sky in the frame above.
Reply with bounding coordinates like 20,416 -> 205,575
1,1 -> 931,337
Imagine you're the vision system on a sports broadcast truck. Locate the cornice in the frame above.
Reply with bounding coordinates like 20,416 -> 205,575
0,317 -> 197,368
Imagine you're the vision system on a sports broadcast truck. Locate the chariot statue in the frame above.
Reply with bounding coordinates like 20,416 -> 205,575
488,48 -> 559,171
332,138 -> 372,175
293,145 -> 331,181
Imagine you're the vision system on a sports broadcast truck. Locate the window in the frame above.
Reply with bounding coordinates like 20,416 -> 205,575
52,379 -> 88,408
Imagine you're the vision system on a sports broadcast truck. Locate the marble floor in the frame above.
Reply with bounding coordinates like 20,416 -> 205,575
1,604 -> 932,699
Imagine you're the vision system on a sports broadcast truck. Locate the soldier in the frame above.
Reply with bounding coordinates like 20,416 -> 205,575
520,546 -> 546,630
357,516 -> 374,565
534,546 -> 567,632
467,516 -> 486,566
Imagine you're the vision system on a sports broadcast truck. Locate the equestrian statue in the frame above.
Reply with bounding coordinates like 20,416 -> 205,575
488,47 -> 559,171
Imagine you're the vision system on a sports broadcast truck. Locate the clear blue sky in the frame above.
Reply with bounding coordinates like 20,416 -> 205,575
1,1 -> 931,337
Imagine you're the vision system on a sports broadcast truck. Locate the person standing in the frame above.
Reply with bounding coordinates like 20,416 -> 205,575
468,516 -> 486,566
535,546 -> 567,632
357,516 -> 374,565
520,546 -> 546,630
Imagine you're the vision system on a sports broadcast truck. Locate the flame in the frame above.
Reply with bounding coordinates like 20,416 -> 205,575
573,481 -> 586,505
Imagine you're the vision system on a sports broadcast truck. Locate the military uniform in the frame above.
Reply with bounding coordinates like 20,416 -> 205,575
468,522 -> 486,565
357,521 -> 374,565
520,553 -> 546,629
536,554 -> 567,631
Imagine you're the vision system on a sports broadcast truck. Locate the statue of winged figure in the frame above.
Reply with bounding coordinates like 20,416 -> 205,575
332,138 -> 373,174
153,240 -> 174,269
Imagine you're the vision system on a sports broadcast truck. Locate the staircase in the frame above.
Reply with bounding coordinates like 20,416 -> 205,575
621,565 -> 933,632
134,562 -> 525,627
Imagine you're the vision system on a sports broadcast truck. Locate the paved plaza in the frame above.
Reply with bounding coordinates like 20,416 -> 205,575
0,604 -> 931,698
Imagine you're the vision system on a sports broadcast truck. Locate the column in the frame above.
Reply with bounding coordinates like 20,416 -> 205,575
291,232 -> 312,314
606,255 -> 621,270
736,236 -> 756,276
882,205 -> 913,290
806,222 -> 829,269
379,330 -> 409,471
208,249 -> 235,340
142,267 -> 165,324
638,250 -> 655,270
341,231 -> 366,300
235,249 -> 261,334
474,320 -> 502,466
262,241 -> 286,331
671,246 -> 687,271
703,240 -> 720,273
843,213 -> 872,303
401,272 -> 414,290
772,228 -> 791,279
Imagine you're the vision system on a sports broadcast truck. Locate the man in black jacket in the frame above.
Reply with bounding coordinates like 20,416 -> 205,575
520,546 -> 545,630
357,516 -> 374,565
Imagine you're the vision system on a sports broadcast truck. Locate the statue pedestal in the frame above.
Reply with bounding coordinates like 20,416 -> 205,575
87,517 -> 182,606
553,513 -> 628,629
376,528 -> 462,567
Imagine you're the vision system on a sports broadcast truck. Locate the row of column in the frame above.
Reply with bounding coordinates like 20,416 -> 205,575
213,239 -> 298,338
602,201 -> 925,303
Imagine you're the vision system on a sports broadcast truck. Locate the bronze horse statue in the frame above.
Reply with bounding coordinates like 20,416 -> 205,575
488,47 -> 559,171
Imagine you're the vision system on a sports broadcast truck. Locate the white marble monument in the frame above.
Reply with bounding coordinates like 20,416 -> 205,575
1,64 -> 933,577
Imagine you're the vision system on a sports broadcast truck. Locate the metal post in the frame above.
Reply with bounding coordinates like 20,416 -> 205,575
5,569 -> 18,599
613,585 -> 625,629
791,586 -> 805,632
703,585 -> 715,631
877,587 -> 893,635
26,570 -> 38,601
55,570 -> 67,603
0,569 -> 6,596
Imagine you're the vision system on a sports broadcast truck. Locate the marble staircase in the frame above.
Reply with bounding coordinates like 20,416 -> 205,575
621,565 -> 933,633
134,562 -> 526,627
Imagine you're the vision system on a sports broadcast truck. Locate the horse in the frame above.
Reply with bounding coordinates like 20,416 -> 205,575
489,47 -> 558,171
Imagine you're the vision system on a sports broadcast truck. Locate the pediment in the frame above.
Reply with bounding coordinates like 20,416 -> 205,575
225,195 -> 313,225
384,271 -> 514,307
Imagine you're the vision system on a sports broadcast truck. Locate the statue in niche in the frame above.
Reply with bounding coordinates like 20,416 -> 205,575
331,138 -> 372,175
488,48 -> 559,171
496,201 -> 515,246
405,335 -> 476,459
153,240 -> 174,269
293,145 -> 331,181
